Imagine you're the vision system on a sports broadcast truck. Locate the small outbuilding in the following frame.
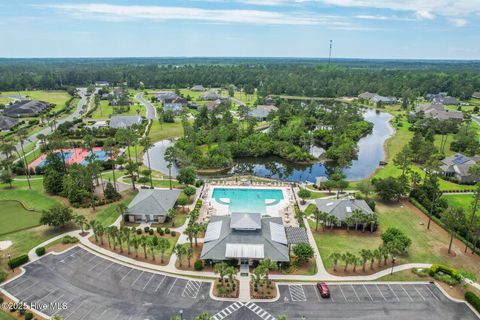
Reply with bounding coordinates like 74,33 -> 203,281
125,189 -> 182,223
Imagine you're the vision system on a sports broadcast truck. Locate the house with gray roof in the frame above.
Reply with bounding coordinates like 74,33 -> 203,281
427,93 -> 461,105
358,92 -> 397,104
358,92 -> 376,100
4,100 -> 51,118
200,212 -> 290,264
191,85 -> 206,92
439,153 -> 480,183
0,116 -> 20,131
95,81 -> 109,87
125,189 -> 182,223
249,105 -> 278,121
164,103 -> 184,115
109,115 -> 143,129
315,198 -> 374,226
415,103 -> 463,121
200,91 -> 224,101
473,92 -> 480,99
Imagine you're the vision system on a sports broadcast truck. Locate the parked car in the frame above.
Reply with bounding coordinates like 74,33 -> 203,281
317,282 -> 330,298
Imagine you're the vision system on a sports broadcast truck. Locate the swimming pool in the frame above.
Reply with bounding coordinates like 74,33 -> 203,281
212,188 -> 284,214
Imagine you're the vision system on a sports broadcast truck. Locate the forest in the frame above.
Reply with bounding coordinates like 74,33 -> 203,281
169,100 -> 372,171
0,58 -> 479,99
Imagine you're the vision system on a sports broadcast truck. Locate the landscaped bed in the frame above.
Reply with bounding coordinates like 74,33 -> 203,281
250,280 -> 277,299
212,279 -> 239,298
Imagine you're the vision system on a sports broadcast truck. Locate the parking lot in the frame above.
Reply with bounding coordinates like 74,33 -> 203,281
1,246 -> 478,320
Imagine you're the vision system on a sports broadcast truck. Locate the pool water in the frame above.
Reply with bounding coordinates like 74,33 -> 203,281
212,188 -> 284,214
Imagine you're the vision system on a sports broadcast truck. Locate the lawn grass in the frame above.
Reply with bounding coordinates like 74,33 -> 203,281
0,182 -> 59,211
443,194 -> 480,217
0,200 -> 42,235
0,310 -> 16,320
310,201 -> 480,277
148,120 -> 184,142
89,100 -> 143,119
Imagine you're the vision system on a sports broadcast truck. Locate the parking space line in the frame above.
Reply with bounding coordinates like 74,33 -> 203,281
338,285 -> 348,302
375,284 -> 387,301
363,284 -> 373,301
182,280 -> 202,299
52,297 -> 75,316
414,286 -> 426,301
425,285 -> 440,301
88,260 -> 104,272
97,309 -> 108,320
131,271 -> 144,287
154,275 -> 166,292
120,268 -> 133,281
64,301 -> 85,319
313,285 -> 321,302
99,262 -> 115,274
351,285 -> 360,302
167,278 -> 177,295
388,284 -> 400,302
15,281 -> 39,296
79,305 -> 96,320
288,285 -> 307,302
400,285 -> 413,301
4,278 -> 29,290
142,274 -> 155,291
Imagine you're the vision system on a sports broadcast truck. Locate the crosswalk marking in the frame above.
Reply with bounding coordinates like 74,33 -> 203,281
288,284 -> 307,302
245,302 -> 276,320
211,302 -> 244,320
182,280 -> 202,299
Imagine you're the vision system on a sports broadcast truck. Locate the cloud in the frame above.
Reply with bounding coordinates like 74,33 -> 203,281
448,18 -> 467,27
354,14 -> 415,21
40,3 -> 347,26
414,10 -> 435,20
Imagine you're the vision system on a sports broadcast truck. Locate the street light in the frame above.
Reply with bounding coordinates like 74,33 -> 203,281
390,256 -> 396,275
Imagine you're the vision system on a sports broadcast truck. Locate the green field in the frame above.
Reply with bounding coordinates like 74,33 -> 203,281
443,194 -> 479,217
89,100 -> 143,119
0,179 -> 59,211
148,120 -> 184,142
0,200 -> 42,235
309,201 -> 480,277
0,310 -> 16,320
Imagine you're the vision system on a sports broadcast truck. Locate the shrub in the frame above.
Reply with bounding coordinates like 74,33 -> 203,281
136,228 -> 142,235
156,226 -> 163,234
171,231 -> 177,236
144,226 -> 150,233
195,179 -> 204,187
149,229 -> 154,235
0,270 -> 7,283
165,228 -> 171,234
465,292 -> 480,313
35,247 -> 46,257
412,268 -> 429,277
8,255 -> 29,269
434,272 -> 459,285
61,235 -> 79,244
158,229 -> 165,236
429,264 -> 462,282
194,260 -> 203,271
25,312 -> 34,320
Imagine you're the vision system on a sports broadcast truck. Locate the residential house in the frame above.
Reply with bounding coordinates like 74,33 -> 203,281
0,116 -> 20,131
472,92 -> 480,99
94,81 -> 109,87
206,99 -> 224,111
415,103 -> 463,121
3,100 -> 50,118
200,92 -> 223,101
191,85 -> 206,92
248,105 -> 278,121
358,92 -> 376,100
124,189 -> 182,223
164,103 -> 183,115
109,115 -> 143,129
200,212 -> 295,265
315,198 -> 374,227
358,92 -> 396,104
439,154 -> 480,183
426,93 -> 461,105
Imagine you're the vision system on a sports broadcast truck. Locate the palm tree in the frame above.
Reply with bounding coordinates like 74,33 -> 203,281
352,210 -> 363,231
16,129 -> 31,189
116,203 -> 128,221
122,227 -> 131,255
88,220 -> 98,242
194,312 -> 210,320
259,259 -> 276,287
327,214 -> 339,231
351,254 -> 358,272
174,244 -> 186,267
164,146 -> 175,190
369,214 -> 378,233
369,249 -> 375,270
225,266 -> 236,291
184,244 -> 193,268
117,227 -> 125,254
74,214 -> 87,234
310,207 -> 322,231
157,238 -> 170,263
329,252 -> 341,272
375,247 -> 383,267
192,222 -> 201,247
359,249 -> 370,272
344,216 -> 353,232
140,236 -> 148,259
115,128 -> 136,190
110,226 -> 118,251
131,236 -> 139,257
251,267 -> 264,292
147,237 -> 156,261
342,252 -> 353,272
214,262 -> 229,286
140,137 -> 154,189
184,224 -> 195,248
103,138 -> 118,191
167,208 -> 177,227
382,246 -> 390,265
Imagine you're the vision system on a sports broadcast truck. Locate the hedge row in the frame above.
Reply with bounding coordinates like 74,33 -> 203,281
8,255 -> 29,269
465,292 -> 480,313
429,264 -> 462,281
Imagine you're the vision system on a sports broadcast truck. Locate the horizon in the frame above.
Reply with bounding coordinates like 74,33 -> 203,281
1,1 -> 479,60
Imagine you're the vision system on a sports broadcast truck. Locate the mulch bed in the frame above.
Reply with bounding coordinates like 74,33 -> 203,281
212,279 -> 239,298
250,281 -> 277,299
175,243 -> 204,271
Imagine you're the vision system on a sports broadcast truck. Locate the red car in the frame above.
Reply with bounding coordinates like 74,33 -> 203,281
317,282 -> 330,298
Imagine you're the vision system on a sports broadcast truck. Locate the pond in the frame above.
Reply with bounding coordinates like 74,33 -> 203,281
147,109 -> 393,182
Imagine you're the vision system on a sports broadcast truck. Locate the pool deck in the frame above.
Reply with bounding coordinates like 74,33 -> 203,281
203,184 -> 296,224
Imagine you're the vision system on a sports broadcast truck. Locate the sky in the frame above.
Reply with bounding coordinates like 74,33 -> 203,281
0,0 -> 479,59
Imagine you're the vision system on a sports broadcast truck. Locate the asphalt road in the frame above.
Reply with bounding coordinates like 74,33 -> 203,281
2,88 -> 88,160
1,246 -> 478,320
135,92 -> 156,120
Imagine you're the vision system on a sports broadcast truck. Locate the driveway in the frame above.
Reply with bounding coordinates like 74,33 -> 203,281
135,93 -> 156,120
